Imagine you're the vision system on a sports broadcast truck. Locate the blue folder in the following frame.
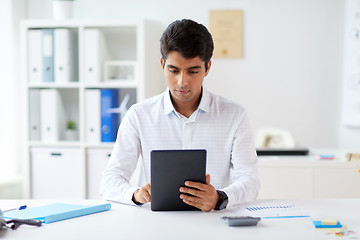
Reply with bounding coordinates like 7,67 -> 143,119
3,203 -> 111,224
101,89 -> 119,142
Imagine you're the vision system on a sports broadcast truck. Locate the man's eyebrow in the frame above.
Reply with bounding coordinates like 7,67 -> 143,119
167,64 -> 202,70
187,66 -> 202,70
167,64 -> 179,69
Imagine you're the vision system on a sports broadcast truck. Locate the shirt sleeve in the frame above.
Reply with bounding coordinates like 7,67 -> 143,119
221,110 -> 260,208
100,106 -> 142,206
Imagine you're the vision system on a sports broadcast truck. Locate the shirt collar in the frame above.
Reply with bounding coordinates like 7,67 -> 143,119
163,88 -> 175,115
198,87 -> 210,113
163,87 -> 211,115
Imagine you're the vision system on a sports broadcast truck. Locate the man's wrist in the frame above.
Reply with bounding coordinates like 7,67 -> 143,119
132,190 -> 143,206
215,190 -> 228,210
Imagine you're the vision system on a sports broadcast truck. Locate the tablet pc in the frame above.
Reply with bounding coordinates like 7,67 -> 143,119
150,149 -> 207,211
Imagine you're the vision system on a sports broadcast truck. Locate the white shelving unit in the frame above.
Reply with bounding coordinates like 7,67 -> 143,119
20,19 -> 164,199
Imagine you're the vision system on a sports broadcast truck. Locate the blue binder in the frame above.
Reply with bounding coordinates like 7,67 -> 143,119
3,203 -> 111,224
101,89 -> 119,142
42,29 -> 54,82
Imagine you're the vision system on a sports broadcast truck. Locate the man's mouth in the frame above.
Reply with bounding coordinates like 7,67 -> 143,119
175,89 -> 190,95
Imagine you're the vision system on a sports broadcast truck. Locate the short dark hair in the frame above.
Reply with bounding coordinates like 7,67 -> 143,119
160,19 -> 214,71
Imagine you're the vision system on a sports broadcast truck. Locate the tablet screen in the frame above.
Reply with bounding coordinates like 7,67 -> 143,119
150,149 -> 207,211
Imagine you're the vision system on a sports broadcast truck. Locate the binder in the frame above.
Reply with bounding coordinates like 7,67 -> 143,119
42,29 -> 54,82
54,28 -> 76,83
101,89 -> 119,142
27,29 -> 43,83
40,89 -> 66,142
29,89 -> 41,141
85,89 -> 101,143
84,29 -> 109,83
3,203 -> 111,224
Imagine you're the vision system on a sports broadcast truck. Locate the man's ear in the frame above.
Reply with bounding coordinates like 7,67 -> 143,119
205,60 -> 212,77
160,58 -> 165,72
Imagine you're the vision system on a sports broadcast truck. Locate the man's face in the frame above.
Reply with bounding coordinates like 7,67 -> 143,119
161,51 -> 211,106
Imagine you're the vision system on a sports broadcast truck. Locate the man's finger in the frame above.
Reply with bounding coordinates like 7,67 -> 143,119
182,199 -> 202,209
180,193 -> 200,203
179,187 -> 204,198
185,181 -> 207,191
144,192 -> 151,202
182,198 -> 213,212
145,184 -> 151,195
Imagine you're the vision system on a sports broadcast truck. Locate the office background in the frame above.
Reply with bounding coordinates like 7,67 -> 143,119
0,0 -> 359,186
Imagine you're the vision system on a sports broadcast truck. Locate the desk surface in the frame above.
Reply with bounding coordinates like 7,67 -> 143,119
1,199 -> 359,240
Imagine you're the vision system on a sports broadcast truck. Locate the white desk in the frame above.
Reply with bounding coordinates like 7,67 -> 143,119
1,199 -> 359,240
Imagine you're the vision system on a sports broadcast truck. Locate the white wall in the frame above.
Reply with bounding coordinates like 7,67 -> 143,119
0,0 -> 26,181
24,0 -> 353,148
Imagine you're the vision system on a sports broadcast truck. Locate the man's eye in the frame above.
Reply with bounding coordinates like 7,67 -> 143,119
169,69 -> 178,73
189,71 -> 199,74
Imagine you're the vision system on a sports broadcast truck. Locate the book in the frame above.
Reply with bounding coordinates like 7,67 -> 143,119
3,203 -> 111,224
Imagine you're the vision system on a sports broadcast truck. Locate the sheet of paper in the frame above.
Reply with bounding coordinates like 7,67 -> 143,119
209,10 -> 244,58
232,203 -> 320,219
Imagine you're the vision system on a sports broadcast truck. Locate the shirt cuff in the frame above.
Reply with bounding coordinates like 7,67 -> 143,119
131,190 -> 144,206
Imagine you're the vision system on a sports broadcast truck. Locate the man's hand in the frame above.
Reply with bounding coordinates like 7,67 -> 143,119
133,183 -> 151,204
179,174 -> 219,212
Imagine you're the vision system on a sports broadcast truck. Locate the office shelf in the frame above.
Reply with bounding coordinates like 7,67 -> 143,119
21,19 -> 163,199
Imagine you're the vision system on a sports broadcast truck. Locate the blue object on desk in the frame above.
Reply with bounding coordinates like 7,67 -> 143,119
3,205 -> 27,212
3,203 -> 111,224
316,154 -> 335,160
313,220 -> 342,228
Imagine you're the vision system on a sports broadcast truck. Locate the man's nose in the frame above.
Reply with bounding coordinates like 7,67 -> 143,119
177,72 -> 188,87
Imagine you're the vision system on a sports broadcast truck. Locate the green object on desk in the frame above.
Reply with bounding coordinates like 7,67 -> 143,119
3,203 -> 111,224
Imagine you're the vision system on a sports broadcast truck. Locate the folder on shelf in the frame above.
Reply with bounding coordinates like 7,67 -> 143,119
3,203 -> 111,224
42,29 -> 54,82
54,28 -> 76,83
101,89 -> 119,142
29,89 -> 41,141
85,89 -> 101,143
27,29 -> 43,83
84,29 -> 109,83
40,89 -> 66,142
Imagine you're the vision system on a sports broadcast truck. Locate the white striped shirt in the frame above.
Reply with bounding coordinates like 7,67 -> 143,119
101,87 -> 260,207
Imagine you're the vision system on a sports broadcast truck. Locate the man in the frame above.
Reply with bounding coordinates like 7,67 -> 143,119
101,19 -> 260,212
